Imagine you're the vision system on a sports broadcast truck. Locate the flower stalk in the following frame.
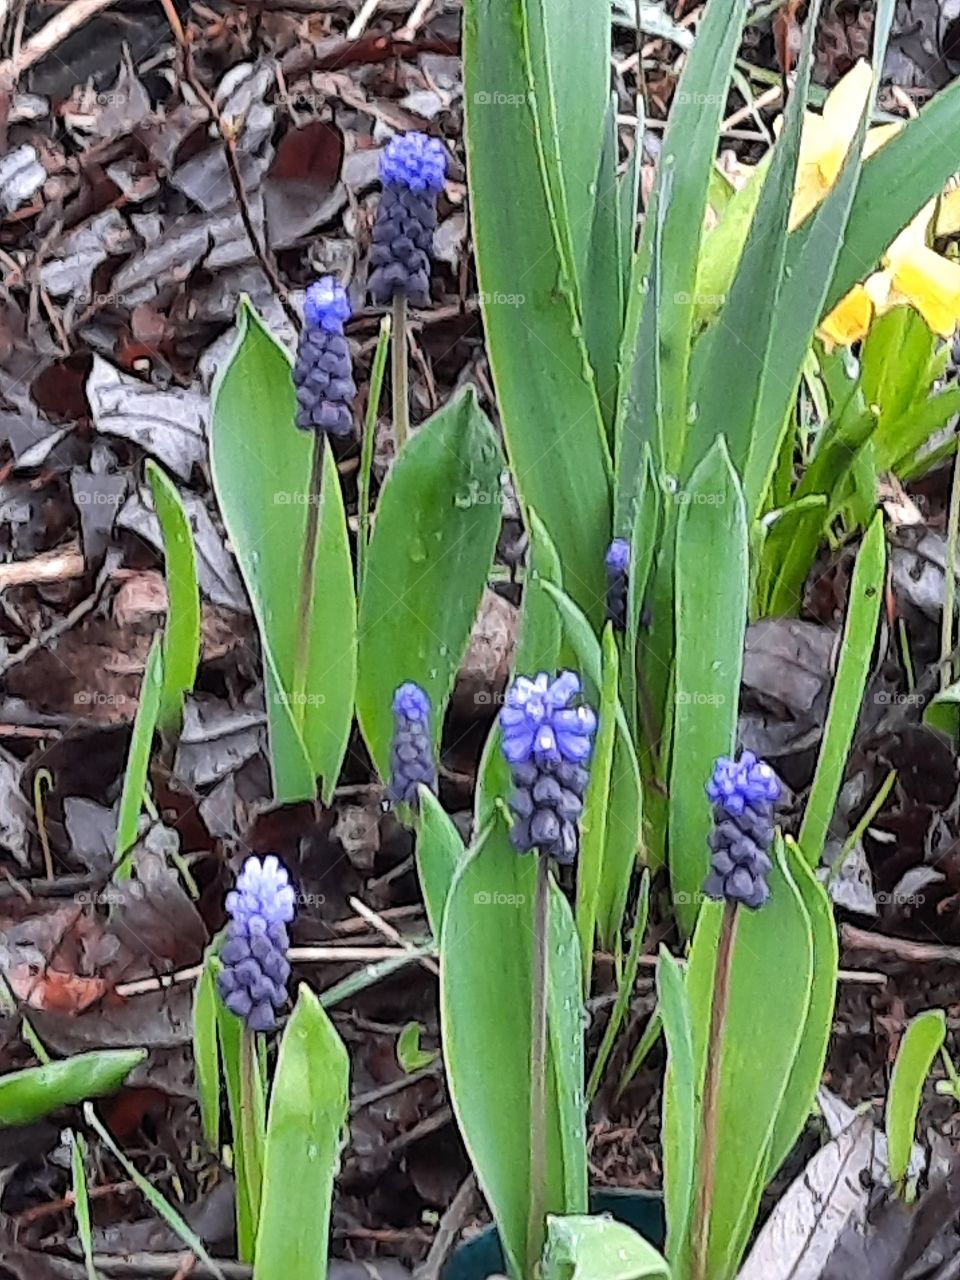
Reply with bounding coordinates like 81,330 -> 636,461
527,851 -> 550,1280
239,1025 -> 265,1233
293,431 -> 324,726
392,293 -> 410,453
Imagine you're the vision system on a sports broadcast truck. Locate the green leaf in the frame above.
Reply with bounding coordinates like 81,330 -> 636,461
357,387 -> 501,779
670,440 -> 748,934
114,635 -> 163,871
681,843 -> 814,1279
464,0 -> 611,625
440,819 -> 580,1278
193,947 -> 221,1150
658,947 -> 695,1269
886,1009 -> 946,1189
255,987 -> 350,1280
577,627 -> 619,993
415,789 -> 466,939
210,299 -> 356,804
882,387 -> 960,477
584,97 -> 626,437
799,514 -> 885,865
146,460 -> 200,736
764,839 -> 839,1181
688,0 -> 822,481
620,0 -> 750,472
541,1214 -> 669,1280
397,1021 -> 439,1073
215,981 -> 259,1260
0,1049 -> 145,1126
586,873 -> 649,1101
547,882 -> 588,1213
70,1132 -> 98,1280
84,1103 -> 226,1279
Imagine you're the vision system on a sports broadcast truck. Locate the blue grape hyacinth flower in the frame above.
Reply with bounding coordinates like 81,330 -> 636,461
217,855 -> 295,1032
704,752 -> 781,910
388,681 -> 437,807
369,132 -> 447,307
500,672 -> 597,864
293,276 -> 357,437
605,537 -> 630,632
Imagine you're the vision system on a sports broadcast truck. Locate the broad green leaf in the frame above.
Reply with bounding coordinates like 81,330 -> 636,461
542,582 -> 642,945
620,0 -> 750,474
586,874 -> 649,1101
670,440 -> 747,934
397,1021 -> 439,1073
0,1049 -> 145,1126
542,1214 -> 669,1280
357,386 -> 502,779
193,948 -> 221,1150
415,788 -> 466,939
688,0 -> 821,481
146,461 -> 200,736
799,514 -> 885,865
440,818 -> 578,1278
255,987 -> 350,1280
84,1104 -> 225,1279
210,300 -> 355,803
577,628 -> 619,993
584,97 -> 626,437
114,635 -> 163,871
886,1009 -> 946,1189
464,0 -> 611,625
882,387 -> 960,477
681,843 -> 814,1279
658,947 -> 695,1268
862,307 -> 935,431
764,839 -> 839,1180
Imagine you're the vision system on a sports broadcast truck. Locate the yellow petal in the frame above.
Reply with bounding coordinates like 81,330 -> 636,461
818,60 -> 875,184
864,270 -> 895,314
818,285 -> 874,348
862,121 -> 903,161
889,244 -> 960,337
885,200 -> 937,262
937,186 -> 960,237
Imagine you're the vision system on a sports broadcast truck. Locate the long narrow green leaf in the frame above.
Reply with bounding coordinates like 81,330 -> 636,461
584,97 -> 625,438
193,948 -> 221,1150
70,1132 -> 98,1280
659,947 -> 695,1268
357,386 -> 502,780
547,883 -> 588,1212
415,789 -> 466,939
799,514 -> 885,865
886,1009 -> 946,1189
586,873 -> 649,1101
146,460 -> 200,736
464,0 -> 611,625
542,1214 -> 669,1280
114,636 -> 163,870
0,1049 -> 145,1126
670,440 -> 748,934
255,987 -> 349,1280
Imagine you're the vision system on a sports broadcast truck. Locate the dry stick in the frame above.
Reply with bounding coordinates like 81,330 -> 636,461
417,1173 -> 479,1280
392,293 -> 411,452
527,855 -> 551,1280
292,433 -> 326,722
347,0 -> 384,38
0,0 -> 118,82
157,0 -> 300,334
0,542 -> 85,591
348,894 -> 440,976
691,901 -> 739,1280
397,0 -> 436,39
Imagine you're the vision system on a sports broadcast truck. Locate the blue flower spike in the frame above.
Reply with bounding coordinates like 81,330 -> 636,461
500,672 -> 597,865
605,538 -> 630,632
704,752 -> 781,910
368,132 -> 447,308
293,276 -> 357,436
217,855 -> 296,1032
388,681 -> 437,808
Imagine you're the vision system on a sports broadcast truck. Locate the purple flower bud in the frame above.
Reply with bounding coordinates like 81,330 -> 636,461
217,856 -> 295,1032
389,682 -> 437,808
605,538 -> 630,632
368,134 -> 446,308
703,752 -> 780,911
293,276 -> 356,436
501,672 -> 597,863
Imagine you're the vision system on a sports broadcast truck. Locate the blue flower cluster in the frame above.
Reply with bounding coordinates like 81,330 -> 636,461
500,672 -> 597,864
388,681 -> 437,807
605,538 -> 630,632
704,752 -> 780,910
369,132 -> 446,308
217,855 -> 295,1032
293,277 -> 357,437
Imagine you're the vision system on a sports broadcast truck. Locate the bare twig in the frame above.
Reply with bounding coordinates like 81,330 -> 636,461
417,1174 -> 479,1280
841,925 -> 960,967
0,542 -> 85,591
397,0 -> 437,39
348,894 -> 440,976
0,0 -> 118,83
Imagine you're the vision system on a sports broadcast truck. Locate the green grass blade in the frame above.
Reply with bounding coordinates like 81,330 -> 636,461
70,1132 -> 98,1280
798,513 -> 885,865
113,635 -> 163,873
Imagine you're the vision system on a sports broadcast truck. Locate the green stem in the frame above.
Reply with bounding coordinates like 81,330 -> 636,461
239,1027 -> 264,1237
392,293 -> 410,454
527,854 -> 551,1280
358,315 -> 392,593
292,432 -> 325,728
942,448 -> 960,688
691,901 -> 738,1280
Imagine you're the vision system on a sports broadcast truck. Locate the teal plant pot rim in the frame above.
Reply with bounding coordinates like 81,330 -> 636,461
441,1188 -> 665,1280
